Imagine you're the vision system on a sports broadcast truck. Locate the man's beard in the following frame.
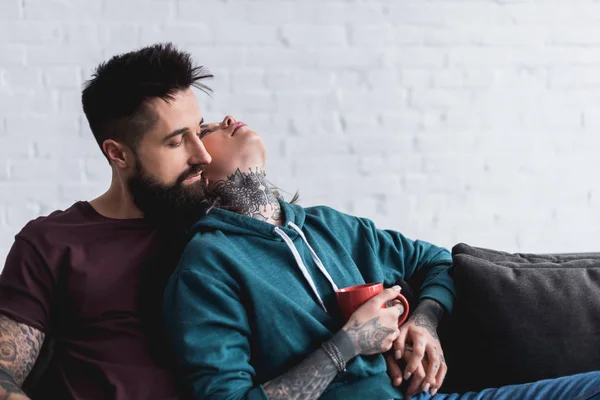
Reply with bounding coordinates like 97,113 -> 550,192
127,159 -> 209,231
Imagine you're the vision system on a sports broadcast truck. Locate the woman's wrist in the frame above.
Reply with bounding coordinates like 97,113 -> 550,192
329,329 -> 358,363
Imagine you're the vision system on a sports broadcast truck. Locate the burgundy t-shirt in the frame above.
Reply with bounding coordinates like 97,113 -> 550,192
0,202 -> 185,399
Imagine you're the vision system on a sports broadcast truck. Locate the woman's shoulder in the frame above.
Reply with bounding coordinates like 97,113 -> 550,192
176,231 -> 237,272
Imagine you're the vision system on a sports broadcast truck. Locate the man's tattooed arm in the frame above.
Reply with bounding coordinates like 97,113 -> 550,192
263,330 -> 357,400
410,298 -> 445,337
0,314 -> 45,400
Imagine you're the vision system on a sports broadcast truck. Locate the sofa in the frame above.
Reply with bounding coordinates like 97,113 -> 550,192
439,243 -> 600,393
23,243 -> 600,397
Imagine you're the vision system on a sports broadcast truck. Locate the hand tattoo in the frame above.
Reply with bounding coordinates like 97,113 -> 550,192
411,314 -> 440,342
343,317 -> 395,355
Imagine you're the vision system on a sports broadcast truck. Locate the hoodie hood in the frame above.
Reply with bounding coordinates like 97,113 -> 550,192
191,200 -> 306,240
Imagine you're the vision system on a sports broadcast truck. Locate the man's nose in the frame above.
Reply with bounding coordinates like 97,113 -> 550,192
189,135 -> 212,166
220,115 -> 236,129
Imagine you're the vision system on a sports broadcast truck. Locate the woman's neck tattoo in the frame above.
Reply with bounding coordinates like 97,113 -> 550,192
210,168 -> 282,224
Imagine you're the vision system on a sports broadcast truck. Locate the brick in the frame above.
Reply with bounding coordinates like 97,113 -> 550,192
211,91 -> 276,114
384,48 -> 446,68
26,45 -> 103,65
103,25 -> 140,48
60,24 -> 103,45
265,70 -> 334,91
1,67 -> 43,89
177,1 -> 230,22
338,89 -> 408,112
281,26 -> 347,47
431,69 -> 464,88
140,24 -> 211,46
8,159 -> 83,183
0,90 -> 58,114
0,0 -> 20,20
379,111 -> 423,132
24,0 -> 102,21
230,69 -> 267,92
288,115 -> 343,137
274,91 -> 338,114
365,69 -> 401,90
0,22 -> 61,44
386,4 -> 514,27
549,67 -> 600,88
0,135 -> 30,158
410,89 -> 473,109
214,25 -> 279,46
399,69 -> 432,89
84,158 -> 111,183
316,48 -> 382,69
43,67 -> 82,89
32,136 -> 101,159
6,114 -> 80,138
0,182 -> 61,205
245,48 -> 317,68
102,0 -> 173,23
447,47 -> 511,67
58,89 -> 84,113
58,184 -> 104,203
0,45 -> 26,65
333,71 -> 370,90
350,25 -> 397,47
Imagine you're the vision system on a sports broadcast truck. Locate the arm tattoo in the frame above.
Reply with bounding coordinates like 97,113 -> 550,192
209,168 -> 283,223
0,315 -> 44,387
263,348 -> 338,400
343,317 -> 395,355
263,331 -> 356,400
0,368 -> 27,399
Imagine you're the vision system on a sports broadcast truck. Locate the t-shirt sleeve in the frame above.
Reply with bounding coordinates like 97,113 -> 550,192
0,236 -> 55,332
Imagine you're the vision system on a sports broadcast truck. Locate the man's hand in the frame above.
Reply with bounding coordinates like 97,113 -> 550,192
385,299 -> 447,398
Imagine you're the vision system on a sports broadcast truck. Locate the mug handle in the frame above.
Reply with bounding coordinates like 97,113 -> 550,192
394,293 -> 410,326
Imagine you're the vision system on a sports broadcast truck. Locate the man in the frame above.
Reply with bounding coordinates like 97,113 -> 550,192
0,43 -> 213,399
0,43 -> 419,400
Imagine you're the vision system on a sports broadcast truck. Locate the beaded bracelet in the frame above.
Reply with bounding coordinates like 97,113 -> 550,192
322,341 -> 346,373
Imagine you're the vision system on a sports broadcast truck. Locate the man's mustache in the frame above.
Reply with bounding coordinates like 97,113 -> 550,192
176,164 -> 206,185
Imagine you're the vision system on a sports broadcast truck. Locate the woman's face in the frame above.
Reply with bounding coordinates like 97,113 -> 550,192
199,115 -> 266,184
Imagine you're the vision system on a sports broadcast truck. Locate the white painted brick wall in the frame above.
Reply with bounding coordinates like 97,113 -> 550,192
2,0 -> 600,267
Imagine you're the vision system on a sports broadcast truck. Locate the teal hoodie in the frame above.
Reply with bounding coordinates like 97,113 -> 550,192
163,201 -> 454,400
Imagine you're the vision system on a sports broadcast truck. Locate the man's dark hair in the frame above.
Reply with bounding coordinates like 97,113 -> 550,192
82,43 -> 212,162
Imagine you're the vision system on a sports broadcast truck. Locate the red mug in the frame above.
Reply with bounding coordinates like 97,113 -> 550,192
335,282 -> 410,325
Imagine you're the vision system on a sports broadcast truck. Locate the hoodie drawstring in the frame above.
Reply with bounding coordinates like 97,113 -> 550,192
287,222 -> 339,292
274,222 -> 339,313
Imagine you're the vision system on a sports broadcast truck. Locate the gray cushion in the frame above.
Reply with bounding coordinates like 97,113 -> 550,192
444,243 -> 600,392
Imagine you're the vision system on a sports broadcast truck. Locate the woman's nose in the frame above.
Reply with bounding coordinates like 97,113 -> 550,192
221,115 -> 236,129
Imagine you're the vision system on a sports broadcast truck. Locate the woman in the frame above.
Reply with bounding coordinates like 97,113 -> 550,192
163,116 -> 600,400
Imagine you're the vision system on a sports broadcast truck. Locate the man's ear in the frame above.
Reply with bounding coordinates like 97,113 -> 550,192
103,140 -> 132,169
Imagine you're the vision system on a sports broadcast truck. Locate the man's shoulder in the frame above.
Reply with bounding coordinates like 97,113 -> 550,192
17,201 -> 90,241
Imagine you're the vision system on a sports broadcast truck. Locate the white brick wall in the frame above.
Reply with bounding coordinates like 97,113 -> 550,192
2,0 -> 600,267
